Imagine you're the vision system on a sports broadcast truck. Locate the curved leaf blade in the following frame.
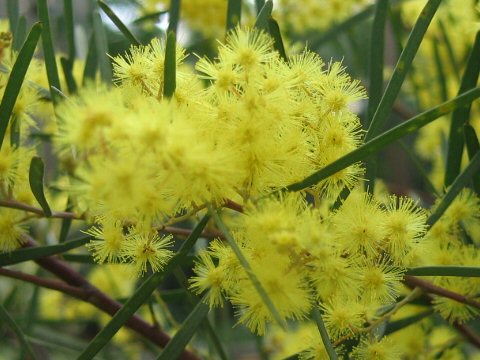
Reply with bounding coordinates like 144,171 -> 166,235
384,309 -> 434,335
254,0 -> 273,31
268,18 -> 287,62
98,0 -> 141,46
156,295 -> 209,360
29,156 -> 52,217
226,0 -> 242,31
365,0 -> 442,141
444,31 -> 480,187
37,0 -> 62,98
313,306 -> 338,360
406,266 -> 480,277
92,9 -> 112,84
0,237 -> 90,267
0,23 -> 42,150
163,31 -> 176,99
209,206 -> 286,329
464,124 -> 480,194
167,0 -> 181,35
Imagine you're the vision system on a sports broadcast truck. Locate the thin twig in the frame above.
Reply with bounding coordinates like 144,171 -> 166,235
404,275 -> 480,310
160,226 -> 224,239
0,199 -> 82,219
223,199 -> 244,213
453,323 -> 480,348
0,267 -> 86,300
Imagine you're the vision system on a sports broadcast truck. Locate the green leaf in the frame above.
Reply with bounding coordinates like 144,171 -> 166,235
29,156 -> 52,217
285,87 -> 480,192
427,150 -> 480,227
98,0 -> 141,46
0,236 -> 90,267
133,11 -> 168,24
366,0 -> 388,125
226,0 -> 242,32
444,31 -> 480,187
363,0 -> 388,193
12,16 -> 27,51
255,0 -> 266,14
163,31 -> 176,99
254,0 -> 273,31
9,114 -> 20,148
365,0 -> 442,141
438,20 -> 460,80
209,206 -> 287,329
312,306 -> 338,360
92,9 -> 112,84
37,0 -> 62,99
388,5 -> 405,54
168,266 -> 229,360
62,254 -> 96,264
0,22 -> 42,151
384,309 -> 433,335
432,40 -> 448,102
464,124 -> 480,194
0,303 -> 37,360
63,0 -> 76,61
83,33 -> 98,84
60,57 -> 78,93
167,0 -> 181,35
156,295 -> 209,360
309,5 -> 375,49
406,266 -> 480,277
77,215 -> 210,360
59,198 -> 74,243
7,0 -> 19,34
268,18 -> 287,62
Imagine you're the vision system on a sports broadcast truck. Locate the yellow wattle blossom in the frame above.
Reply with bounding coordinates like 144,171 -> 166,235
274,0 -> 372,34
352,337 -> 401,360
141,0 -> 229,38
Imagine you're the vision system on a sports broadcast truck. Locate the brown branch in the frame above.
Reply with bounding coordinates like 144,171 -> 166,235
404,275 -> 480,310
453,323 -> 480,349
223,199 -> 244,213
0,199 -> 82,220
161,226 -> 224,239
0,267 -> 86,299
404,275 -> 480,349
12,236 -> 201,360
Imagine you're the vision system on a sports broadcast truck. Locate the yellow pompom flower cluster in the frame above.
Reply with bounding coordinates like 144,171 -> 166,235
190,190 -> 427,338
55,27 -> 366,275
191,184 -> 480,352
411,188 -> 480,324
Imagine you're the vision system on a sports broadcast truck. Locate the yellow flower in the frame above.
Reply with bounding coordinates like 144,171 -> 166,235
189,251 -> 226,307
352,336 -> 401,360
85,217 -> 126,264
122,229 -> 173,276
0,209 -> 27,252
